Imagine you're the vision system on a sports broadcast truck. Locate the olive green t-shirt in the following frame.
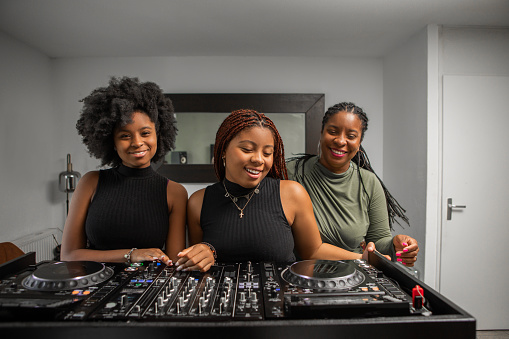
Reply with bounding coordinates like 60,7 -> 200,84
287,156 -> 395,258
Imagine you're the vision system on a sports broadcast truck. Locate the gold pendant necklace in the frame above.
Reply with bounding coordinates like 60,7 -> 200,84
223,180 -> 260,218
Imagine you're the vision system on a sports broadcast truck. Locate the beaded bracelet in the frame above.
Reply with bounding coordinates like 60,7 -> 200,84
200,242 -> 217,260
124,248 -> 137,264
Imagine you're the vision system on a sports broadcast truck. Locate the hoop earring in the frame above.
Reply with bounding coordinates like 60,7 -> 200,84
317,141 -> 322,158
222,157 -> 226,167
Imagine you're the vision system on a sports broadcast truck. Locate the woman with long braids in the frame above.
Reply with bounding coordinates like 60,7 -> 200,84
175,109 -> 386,272
286,102 -> 419,267
61,77 -> 192,267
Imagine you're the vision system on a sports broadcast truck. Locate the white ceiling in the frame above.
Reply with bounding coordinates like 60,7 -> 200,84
1,0 -> 508,58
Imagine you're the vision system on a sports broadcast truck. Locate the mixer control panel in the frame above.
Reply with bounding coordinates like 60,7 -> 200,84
0,259 -> 418,321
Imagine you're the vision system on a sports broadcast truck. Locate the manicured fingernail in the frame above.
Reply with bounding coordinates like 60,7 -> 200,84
402,262 -> 407,265
176,265 -> 182,271
177,252 -> 182,256
403,248 -> 408,252
402,242 -> 408,246
396,252 -> 401,256
397,258 -> 402,262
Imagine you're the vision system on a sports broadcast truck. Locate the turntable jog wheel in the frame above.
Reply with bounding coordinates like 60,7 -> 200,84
281,260 -> 365,290
22,261 -> 114,291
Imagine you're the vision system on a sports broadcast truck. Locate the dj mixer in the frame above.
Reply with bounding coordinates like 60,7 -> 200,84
0,251 -> 476,338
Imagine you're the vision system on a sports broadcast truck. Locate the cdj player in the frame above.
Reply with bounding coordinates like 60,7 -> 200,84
0,251 -> 476,338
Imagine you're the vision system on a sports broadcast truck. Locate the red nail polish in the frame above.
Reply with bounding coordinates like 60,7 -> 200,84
396,252 -> 401,256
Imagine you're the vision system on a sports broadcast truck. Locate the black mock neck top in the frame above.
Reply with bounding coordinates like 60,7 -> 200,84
85,164 -> 169,250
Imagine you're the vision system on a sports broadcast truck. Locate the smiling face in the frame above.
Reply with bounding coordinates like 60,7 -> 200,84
222,126 -> 275,188
113,111 -> 157,168
319,110 -> 362,174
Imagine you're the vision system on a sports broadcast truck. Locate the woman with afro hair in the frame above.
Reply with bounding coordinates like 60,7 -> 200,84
61,77 -> 211,268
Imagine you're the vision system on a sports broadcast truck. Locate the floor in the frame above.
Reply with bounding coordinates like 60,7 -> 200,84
477,331 -> 509,338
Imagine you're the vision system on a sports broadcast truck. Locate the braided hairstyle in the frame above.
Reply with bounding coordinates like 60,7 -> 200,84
294,102 -> 409,229
214,109 -> 288,181
76,76 -> 177,167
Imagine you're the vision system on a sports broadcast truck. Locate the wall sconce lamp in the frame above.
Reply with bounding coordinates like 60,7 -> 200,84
59,154 -> 81,215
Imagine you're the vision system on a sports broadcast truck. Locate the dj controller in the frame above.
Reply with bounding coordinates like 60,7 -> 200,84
0,256 -> 425,322
0,252 -> 476,338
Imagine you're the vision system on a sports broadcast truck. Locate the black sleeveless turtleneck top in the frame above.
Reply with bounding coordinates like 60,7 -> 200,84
200,177 -> 295,263
85,164 -> 169,250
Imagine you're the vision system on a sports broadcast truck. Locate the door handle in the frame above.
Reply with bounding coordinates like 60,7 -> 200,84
447,198 -> 466,220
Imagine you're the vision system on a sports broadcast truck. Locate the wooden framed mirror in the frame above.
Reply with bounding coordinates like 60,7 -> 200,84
156,93 -> 324,183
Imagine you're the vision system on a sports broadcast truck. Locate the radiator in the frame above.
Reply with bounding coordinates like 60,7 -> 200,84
11,228 -> 62,262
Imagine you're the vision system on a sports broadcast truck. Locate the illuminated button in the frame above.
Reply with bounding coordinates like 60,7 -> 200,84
83,290 -> 91,295
72,290 -> 81,295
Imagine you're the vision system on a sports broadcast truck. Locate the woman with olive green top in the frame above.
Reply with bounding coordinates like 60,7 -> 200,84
287,157 -> 395,258
287,102 -> 418,266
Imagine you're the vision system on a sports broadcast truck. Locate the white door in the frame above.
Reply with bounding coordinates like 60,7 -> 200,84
440,75 -> 509,329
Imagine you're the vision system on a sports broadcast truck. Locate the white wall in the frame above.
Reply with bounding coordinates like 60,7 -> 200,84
0,31 -> 59,241
382,27 -> 429,278
441,27 -> 509,76
2,51 -> 384,241
52,56 -> 384,190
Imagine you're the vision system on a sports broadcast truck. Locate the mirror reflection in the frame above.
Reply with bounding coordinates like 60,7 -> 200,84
157,93 -> 324,182
165,112 -> 305,165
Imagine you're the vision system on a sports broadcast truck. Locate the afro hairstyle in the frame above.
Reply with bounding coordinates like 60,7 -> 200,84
76,76 -> 177,167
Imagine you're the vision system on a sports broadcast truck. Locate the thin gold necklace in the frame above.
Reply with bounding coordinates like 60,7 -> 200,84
222,180 -> 260,218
